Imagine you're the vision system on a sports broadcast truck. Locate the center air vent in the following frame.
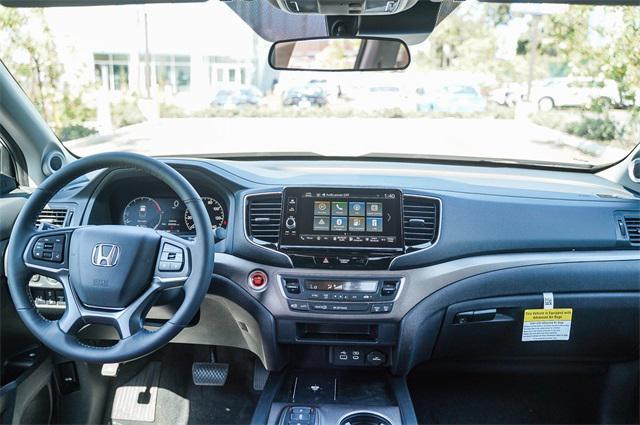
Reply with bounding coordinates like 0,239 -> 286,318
403,195 -> 440,248
246,193 -> 282,246
36,207 -> 68,227
623,215 -> 640,245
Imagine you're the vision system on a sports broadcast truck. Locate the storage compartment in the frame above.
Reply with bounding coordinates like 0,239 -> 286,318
277,320 -> 398,345
433,292 -> 640,361
296,323 -> 378,342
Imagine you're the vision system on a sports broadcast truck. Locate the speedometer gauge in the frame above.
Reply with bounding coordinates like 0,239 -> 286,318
184,197 -> 225,230
123,197 -> 162,229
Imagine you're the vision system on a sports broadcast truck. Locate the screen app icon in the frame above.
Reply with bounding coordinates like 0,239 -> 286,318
331,202 -> 348,216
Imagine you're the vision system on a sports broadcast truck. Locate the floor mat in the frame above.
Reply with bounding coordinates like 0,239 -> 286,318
408,370 -> 606,425
111,362 -> 161,422
106,345 -> 259,425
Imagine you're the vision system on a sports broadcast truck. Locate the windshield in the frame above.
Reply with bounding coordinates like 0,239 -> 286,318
1,1 -> 638,166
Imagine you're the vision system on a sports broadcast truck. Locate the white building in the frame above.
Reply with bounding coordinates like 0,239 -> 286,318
45,2 -> 275,109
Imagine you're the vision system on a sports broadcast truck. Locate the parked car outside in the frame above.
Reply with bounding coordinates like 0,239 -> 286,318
417,84 -> 487,113
489,82 -> 525,107
282,84 -> 328,107
529,77 -> 622,111
211,85 -> 263,108
351,85 -> 412,112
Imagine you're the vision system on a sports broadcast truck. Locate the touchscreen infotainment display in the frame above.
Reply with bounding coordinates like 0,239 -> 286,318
279,188 -> 403,251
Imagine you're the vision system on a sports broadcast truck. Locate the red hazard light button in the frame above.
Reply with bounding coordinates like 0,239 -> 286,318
249,270 -> 268,290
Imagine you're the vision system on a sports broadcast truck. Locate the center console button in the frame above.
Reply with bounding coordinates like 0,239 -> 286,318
311,303 -> 330,311
381,280 -> 399,297
314,256 -> 335,266
249,270 -> 268,290
285,216 -> 297,230
371,302 -> 394,313
290,412 -> 311,422
283,406 -> 316,425
283,278 -> 301,294
331,303 -> 369,312
309,302 -> 370,312
288,301 -> 309,311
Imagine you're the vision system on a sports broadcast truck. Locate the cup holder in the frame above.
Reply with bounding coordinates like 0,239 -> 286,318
339,412 -> 392,425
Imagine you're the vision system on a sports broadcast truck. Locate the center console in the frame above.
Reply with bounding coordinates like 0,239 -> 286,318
245,187 -> 436,424
263,369 -> 404,425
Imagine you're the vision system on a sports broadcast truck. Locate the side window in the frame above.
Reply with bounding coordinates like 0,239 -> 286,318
0,141 -> 18,195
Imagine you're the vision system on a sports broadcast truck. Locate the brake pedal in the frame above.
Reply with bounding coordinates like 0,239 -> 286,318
192,349 -> 229,386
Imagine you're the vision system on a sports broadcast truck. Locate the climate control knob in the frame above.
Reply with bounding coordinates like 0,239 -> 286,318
285,216 -> 296,230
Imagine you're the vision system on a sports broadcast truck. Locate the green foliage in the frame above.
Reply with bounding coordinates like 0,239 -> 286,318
565,116 -> 621,141
159,103 -> 188,118
157,102 -> 513,120
110,98 -> 145,128
58,125 -> 97,141
0,7 -> 96,136
540,6 -> 640,103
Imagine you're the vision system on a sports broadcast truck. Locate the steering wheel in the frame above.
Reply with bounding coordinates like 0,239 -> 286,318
5,152 -> 214,363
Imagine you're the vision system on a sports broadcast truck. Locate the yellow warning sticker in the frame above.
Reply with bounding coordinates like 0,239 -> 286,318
522,308 -> 572,342
524,309 -> 573,322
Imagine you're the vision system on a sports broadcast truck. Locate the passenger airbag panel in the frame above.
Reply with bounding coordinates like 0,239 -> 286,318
434,292 -> 640,361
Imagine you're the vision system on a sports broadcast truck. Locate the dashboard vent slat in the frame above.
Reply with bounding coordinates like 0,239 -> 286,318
403,195 -> 440,248
624,216 -> 640,245
36,207 -> 68,227
247,193 -> 282,245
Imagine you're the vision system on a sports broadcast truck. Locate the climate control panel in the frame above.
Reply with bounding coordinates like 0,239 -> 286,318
280,276 -> 400,314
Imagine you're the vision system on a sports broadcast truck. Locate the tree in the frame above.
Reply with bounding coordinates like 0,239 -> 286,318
0,6 -> 95,138
540,6 -> 640,105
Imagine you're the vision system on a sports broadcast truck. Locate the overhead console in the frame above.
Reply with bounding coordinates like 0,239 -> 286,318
245,187 -> 440,270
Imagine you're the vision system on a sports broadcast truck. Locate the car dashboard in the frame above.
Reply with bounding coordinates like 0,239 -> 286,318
32,157 -> 640,379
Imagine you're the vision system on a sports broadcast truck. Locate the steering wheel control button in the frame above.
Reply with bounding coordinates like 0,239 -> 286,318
32,235 -> 65,263
158,243 -> 184,272
249,270 -> 268,290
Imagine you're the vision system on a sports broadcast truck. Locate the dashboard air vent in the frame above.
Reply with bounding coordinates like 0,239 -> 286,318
36,207 -> 68,227
246,193 -> 282,245
624,216 -> 640,245
403,195 -> 439,248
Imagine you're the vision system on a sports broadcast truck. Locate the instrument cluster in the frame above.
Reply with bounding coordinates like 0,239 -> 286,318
122,196 -> 226,234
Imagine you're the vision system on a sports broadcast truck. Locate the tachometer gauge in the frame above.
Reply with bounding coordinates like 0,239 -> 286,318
184,197 -> 225,231
123,197 -> 162,229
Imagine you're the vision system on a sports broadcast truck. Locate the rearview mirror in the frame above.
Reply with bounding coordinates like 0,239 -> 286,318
269,37 -> 410,72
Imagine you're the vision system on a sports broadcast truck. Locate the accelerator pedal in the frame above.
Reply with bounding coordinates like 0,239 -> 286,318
192,348 -> 229,386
